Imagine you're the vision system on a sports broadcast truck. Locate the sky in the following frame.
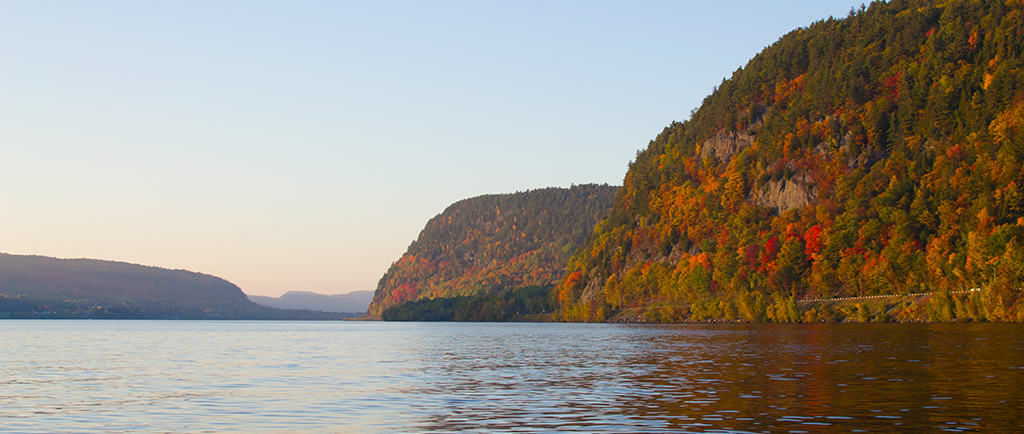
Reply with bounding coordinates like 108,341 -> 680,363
1,0 -> 861,297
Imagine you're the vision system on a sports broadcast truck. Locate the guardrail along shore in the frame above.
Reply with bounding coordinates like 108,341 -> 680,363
798,288 -> 983,304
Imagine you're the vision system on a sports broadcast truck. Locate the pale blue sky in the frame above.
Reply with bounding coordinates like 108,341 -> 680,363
1,1 -> 859,297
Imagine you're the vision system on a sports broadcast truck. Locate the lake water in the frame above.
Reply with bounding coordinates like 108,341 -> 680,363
1,321 -> 1022,433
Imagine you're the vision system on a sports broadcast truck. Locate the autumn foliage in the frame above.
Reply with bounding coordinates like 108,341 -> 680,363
559,0 -> 1024,322
367,185 -> 618,318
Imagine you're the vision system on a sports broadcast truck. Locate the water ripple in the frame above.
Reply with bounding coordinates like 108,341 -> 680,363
1,322 -> 1022,432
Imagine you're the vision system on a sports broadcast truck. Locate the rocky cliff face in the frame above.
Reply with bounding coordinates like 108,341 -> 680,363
751,174 -> 816,214
700,116 -> 817,215
698,127 -> 756,163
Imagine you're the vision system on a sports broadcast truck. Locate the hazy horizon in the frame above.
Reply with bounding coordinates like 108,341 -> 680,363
2,0 -> 859,297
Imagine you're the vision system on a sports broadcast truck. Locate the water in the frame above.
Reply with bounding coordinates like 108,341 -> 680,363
1,321 -> 1022,433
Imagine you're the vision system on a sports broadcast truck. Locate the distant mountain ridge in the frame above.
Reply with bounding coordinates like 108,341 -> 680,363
0,253 -> 352,319
248,290 -> 373,313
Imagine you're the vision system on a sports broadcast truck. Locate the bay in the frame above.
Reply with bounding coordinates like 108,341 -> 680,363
1,321 -> 1022,433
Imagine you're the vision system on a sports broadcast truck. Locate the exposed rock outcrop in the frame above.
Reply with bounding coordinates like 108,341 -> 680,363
579,276 -> 605,306
751,176 -> 816,214
699,129 -> 756,163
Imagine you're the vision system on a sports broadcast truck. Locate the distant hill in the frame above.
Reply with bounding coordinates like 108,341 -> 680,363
248,290 -> 373,313
368,184 -> 619,318
0,253 -> 352,319
557,0 -> 1024,323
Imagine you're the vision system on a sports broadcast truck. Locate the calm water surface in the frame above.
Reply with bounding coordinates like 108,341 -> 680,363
1,321 -> 1022,433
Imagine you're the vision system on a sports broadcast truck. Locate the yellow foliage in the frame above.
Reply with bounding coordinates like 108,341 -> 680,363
990,101 -> 1024,144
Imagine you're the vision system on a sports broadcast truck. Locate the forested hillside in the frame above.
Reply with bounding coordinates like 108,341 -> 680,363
0,253 -> 352,319
558,0 -> 1024,322
368,184 -> 618,318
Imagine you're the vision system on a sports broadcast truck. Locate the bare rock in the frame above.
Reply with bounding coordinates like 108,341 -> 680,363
579,276 -> 606,305
840,130 -> 853,149
699,129 -> 756,163
751,177 -> 816,214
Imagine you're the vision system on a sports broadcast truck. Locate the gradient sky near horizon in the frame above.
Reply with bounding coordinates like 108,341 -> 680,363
2,0 -> 860,297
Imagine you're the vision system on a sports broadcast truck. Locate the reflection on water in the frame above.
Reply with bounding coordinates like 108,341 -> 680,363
1,321 -> 1022,433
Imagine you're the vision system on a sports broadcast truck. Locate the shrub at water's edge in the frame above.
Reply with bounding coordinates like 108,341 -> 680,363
558,0 -> 1024,322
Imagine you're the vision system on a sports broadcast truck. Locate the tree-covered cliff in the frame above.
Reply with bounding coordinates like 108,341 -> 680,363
368,184 -> 618,318
558,0 -> 1024,322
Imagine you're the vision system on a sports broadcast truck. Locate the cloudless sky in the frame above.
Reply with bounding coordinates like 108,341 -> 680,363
1,0 -> 860,297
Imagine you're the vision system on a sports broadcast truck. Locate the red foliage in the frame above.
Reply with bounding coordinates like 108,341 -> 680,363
946,144 -> 964,161
742,244 -> 761,268
804,224 -> 824,259
565,270 -> 583,289
760,236 -> 780,271
883,71 -> 903,100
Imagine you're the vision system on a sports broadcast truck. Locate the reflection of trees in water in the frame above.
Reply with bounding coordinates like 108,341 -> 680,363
402,326 -> 683,432
615,324 -> 1024,432
406,324 -> 1024,432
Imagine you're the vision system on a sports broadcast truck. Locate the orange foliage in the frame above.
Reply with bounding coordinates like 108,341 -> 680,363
774,73 -> 806,103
